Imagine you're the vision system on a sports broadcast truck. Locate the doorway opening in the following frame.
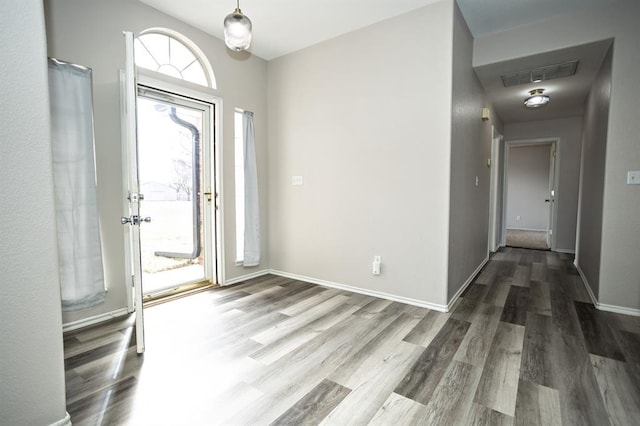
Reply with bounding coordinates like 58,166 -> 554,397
136,85 -> 218,302
502,139 -> 558,251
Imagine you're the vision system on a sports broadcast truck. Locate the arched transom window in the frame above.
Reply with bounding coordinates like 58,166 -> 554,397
135,28 -> 216,89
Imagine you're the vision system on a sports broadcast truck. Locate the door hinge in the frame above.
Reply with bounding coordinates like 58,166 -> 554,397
128,192 -> 144,202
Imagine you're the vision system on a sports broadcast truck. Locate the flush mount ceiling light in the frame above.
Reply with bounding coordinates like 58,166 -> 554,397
223,0 -> 252,52
524,88 -> 550,108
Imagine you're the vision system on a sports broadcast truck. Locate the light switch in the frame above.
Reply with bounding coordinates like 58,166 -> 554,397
292,175 -> 304,186
627,171 -> 640,185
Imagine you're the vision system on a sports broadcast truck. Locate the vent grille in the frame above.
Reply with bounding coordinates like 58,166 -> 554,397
501,60 -> 579,87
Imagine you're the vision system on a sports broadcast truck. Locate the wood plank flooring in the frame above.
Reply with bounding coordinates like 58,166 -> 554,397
64,247 -> 640,425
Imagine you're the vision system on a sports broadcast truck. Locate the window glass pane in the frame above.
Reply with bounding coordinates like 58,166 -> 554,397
134,31 -> 214,88
134,39 -> 159,70
182,61 -> 208,87
169,38 -> 196,72
157,64 -> 183,80
234,111 -> 244,262
140,33 -> 170,66
137,96 -> 206,293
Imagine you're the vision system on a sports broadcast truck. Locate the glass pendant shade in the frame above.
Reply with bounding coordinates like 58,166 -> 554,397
224,8 -> 252,51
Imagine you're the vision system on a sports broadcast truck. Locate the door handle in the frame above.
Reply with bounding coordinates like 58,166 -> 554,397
545,199 -> 550,202
121,215 -> 151,225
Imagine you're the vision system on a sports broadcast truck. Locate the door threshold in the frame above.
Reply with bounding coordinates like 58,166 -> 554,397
143,281 -> 219,307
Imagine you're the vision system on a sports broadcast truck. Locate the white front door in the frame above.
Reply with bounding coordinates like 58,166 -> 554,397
121,31 -> 146,354
121,33 -> 219,354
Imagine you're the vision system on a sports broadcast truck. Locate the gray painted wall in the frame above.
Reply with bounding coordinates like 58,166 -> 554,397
474,0 -> 640,310
503,117 -> 583,252
267,1 -> 456,306
576,45 -> 612,301
45,0 -> 269,325
0,1 -> 68,424
506,145 -> 551,231
447,2 -> 493,300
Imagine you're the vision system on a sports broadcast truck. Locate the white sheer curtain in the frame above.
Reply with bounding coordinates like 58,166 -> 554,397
48,58 -> 105,311
242,111 -> 260,266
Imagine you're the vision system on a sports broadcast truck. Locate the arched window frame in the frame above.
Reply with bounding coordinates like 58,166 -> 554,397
135,28 -> 216,89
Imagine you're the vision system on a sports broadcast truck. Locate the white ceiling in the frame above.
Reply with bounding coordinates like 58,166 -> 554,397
139,0 -> 443,61
138,0 -> 616,123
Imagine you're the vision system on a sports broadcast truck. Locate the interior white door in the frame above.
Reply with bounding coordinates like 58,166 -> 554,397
121,31 -> 146,354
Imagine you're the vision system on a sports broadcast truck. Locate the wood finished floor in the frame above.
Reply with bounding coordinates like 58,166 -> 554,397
64,247 -> 640,425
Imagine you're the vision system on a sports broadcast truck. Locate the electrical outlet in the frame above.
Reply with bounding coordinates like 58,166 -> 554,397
517,215 -> 521,221
627,171 -> 640,185
292,175 -> 304,186
372,256 -> 381,275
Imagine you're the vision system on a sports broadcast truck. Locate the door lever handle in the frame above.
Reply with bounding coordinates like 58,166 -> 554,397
121,215 -> 151,225
545,199 -> 550,202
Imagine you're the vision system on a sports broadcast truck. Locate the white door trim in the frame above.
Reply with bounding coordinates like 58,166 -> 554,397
502,137 -> 560,251
488,126 -> 502,253
134,72 -> 225,286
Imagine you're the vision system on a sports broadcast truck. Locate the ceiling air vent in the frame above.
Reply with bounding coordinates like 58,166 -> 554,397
501,60 -> 579,87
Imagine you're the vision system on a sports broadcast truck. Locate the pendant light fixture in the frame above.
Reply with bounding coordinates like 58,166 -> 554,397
524,88 -> 550,108
224,0 -> 252,52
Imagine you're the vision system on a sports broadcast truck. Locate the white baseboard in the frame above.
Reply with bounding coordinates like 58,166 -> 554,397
224,269 -> 270,286
63,308 -> 129,333
447,255 -> 489,311
269,269 -> 449,313
507,227 -> 547,232
575,262 -> 598,306
50,412 -> 71,426
554,248 -> 576,254
597,303 -> 640,317
574,262 -> 640,317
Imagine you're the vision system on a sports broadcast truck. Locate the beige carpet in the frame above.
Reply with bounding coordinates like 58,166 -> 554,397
506,229 -> 549,250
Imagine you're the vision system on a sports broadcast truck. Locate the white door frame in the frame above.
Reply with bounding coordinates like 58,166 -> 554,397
488,126 -> 502,253
501,137 -> 560,250
129,72 -> 224,285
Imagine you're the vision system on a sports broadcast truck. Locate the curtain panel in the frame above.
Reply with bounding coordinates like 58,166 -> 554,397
242,111 -> 260,266
48,58 -> 105,310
